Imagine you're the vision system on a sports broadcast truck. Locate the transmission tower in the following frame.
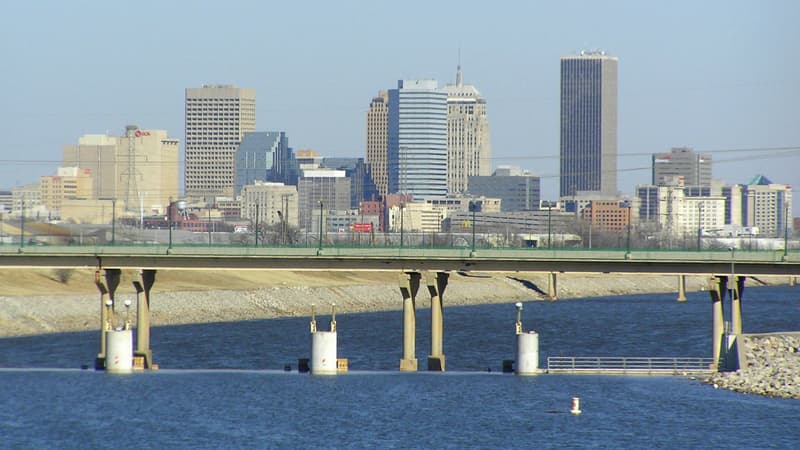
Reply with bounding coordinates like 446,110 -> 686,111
121,125 -> 142,211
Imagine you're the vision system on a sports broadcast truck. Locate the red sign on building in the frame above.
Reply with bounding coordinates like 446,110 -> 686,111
351,222 -> 373,233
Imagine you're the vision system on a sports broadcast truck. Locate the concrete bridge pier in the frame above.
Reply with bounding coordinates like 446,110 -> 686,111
399,272 -> 421,371
730,275 -> 745,335
426,271 -> 449,372
677,275 -> 687,302
547,272 -> 558,301
134,269 -> 156,369
94,268 -> 121,370
709,276 -> 726,371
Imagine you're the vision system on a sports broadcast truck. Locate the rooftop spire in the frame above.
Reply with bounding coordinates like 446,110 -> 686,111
456,49 -> 463,87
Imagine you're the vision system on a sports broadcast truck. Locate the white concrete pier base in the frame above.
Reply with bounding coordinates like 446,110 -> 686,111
105,329 -> 133,373
515,331 -> 540,375
311,331 -> 338,375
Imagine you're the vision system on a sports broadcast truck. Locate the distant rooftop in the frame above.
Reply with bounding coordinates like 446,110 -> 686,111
747,174 -> 773,186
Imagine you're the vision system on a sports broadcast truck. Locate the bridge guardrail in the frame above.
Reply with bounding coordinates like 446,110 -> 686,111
546,356 -> 715,374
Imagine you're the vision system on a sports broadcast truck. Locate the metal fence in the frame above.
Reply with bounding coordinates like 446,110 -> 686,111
546,356 -> 715,374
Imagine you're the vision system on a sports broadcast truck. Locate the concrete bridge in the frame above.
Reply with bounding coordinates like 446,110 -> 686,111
1,245 -> 797,372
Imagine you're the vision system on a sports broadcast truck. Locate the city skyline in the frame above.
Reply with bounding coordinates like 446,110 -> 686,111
1,1 -> 798,214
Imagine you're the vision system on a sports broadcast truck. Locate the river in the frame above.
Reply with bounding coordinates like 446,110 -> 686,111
1,286 -> 798,448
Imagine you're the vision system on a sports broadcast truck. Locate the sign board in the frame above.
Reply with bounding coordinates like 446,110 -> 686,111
351,222 -> 373,232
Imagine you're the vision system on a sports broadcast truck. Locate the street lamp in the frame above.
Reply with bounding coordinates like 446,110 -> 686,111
167,215 -> 173,251
621,200 -> 631,256
207,205 -> 212,246
542,201 -> 553,248
399,201 -> 405,248
729,246 -> 736,306
784,202 -> 789,260
111,198 -> 116,246
254,203 -> 260,247
696,203 -> 703,251
318,200 -> 324,253
469,200 -> 479,254
19,197 -> 25,249
277,210 -> 284,245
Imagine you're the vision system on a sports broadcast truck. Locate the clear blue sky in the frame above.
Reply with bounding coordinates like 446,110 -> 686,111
2,0 -> 799,214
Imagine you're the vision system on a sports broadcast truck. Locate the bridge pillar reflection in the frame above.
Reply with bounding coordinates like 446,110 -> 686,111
399,272 -> 421,371
94,268 -> 121,370
547,272 -> 558,300
426,271 -> 449,372
677,275 -> 687,302
135,269 -> 156,369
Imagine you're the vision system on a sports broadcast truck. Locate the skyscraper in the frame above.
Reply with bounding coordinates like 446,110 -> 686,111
185,85 -> 256,201
366,91 -> 389,198
445,65 -> 492,194
652,147 -> 712,187
743,175 -> 793,238
235,131 -> 297,196
388,79 -> 448,201
560,51 -> 618,197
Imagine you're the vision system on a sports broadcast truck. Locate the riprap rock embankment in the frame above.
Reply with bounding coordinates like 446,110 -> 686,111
708,334 -> 800,400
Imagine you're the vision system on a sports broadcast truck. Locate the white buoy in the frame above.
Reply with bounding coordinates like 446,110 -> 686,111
311,331 -> 337,375
570,397 -> 582,415
105,328 -> 133,373
516,331 -> 540,375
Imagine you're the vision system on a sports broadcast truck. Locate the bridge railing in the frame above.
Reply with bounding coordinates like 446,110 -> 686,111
1,244 -> 792,263
546,356 -> 715,373
0,244 -> 800,263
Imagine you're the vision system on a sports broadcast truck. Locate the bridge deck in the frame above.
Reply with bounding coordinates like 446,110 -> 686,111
0,245 -> 796,276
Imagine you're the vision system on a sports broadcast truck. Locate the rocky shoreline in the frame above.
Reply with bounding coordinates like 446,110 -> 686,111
708,334 -> 800,400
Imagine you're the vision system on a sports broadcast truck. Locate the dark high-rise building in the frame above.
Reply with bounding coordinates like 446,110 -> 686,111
560,52 -> 618,197
235,131 -> 293,195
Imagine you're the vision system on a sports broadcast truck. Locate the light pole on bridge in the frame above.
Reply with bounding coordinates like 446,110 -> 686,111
469,200 -> 480,254
318,200 -> 324,254
542,201 -> 554,248
621,200 -> 631,257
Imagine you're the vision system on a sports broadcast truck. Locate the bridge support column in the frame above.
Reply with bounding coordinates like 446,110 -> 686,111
135,269 -> 156,369
731,276 -> 745,336
399,272 -> 421,371
677,275 -> 687,302
709,276 -> 726,371
94,268 -> 121,370
426,271 -> 449,372
547,272 -> 558,301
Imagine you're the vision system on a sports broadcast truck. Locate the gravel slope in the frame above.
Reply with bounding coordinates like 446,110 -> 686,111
0,272 -> 720,337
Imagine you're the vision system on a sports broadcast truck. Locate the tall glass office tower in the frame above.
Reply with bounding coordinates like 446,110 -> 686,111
387,79 -> 448,201
560,52 -> 618,197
